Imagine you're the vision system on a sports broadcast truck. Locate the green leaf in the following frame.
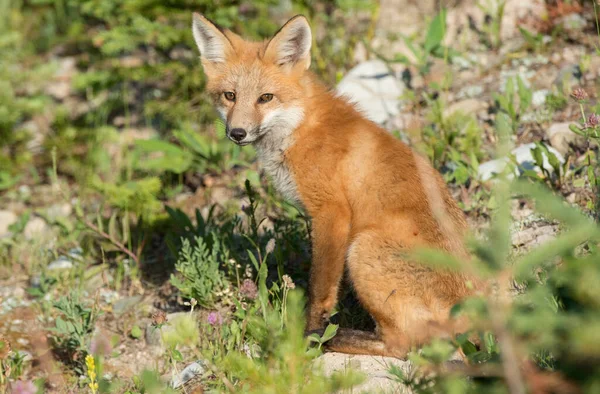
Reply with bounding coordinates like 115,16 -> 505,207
568,124 -> 585,136
516,76 -> 532,112
130,325 -> 142,339
307,333 -> 322,343
132,139 -> 193,174
424,9 -> 447,53
171,349 -> 183,362
108,211 -> 118,241
321,324 -> 339,343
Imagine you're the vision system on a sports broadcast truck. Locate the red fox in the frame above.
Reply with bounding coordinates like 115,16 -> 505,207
191,13 -> 482,358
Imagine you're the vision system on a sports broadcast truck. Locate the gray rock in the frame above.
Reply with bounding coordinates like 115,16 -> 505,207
46,203 -> 72,221
546,122 -> 586,156
112,295 -> 143,316
0,210 -> 17,238
336,60 -> 404,126
23,217 -> 50,239
554,65 -> 580,93
532,89 -> 549,107
556,13 -> 587,32
478,143 -> 564,181
170,361 -> 207,389
511,225 -> 558,249
316,352 -> 411,393
443,99 -> 487,118
145,312 -> 194,348
47,256 -> 74,271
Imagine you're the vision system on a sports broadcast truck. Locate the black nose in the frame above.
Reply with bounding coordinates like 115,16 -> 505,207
229,128 -> 247,142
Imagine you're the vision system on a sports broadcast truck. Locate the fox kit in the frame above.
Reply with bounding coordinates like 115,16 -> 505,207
191,13 -> 481,358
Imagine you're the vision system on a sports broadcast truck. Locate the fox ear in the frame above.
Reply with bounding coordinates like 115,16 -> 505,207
192,13 -> 233,63
265,15 -> 312,70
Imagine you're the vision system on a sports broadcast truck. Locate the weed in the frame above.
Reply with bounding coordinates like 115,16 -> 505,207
49,293 -> 100,373
494,75 -> 533,133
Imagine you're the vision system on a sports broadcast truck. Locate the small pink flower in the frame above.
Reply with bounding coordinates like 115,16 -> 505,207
90,333 -> 112,356
207,311 -> 223,326
587,113 -> 600,128
571,87 -> 588,101
12,380 -> 37,394
240,279 -> 258,300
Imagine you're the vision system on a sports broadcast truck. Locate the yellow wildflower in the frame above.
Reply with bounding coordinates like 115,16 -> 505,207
85,354 -> 98,394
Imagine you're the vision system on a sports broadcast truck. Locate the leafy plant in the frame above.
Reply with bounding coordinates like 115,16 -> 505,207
396,112 -> 600,393
171,235 -> 229,308
494,75 -> 533,132
49,293 -> 100,373
476,0 -> 506,49
393,9 -> 458,75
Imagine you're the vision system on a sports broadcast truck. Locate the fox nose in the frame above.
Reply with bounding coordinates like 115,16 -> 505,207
229,128 -> 247,142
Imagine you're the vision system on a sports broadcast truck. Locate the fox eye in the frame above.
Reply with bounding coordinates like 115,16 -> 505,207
258,93 -> 273,103
224,92 -> 236,102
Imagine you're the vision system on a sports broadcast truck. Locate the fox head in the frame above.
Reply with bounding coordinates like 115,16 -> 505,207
191,13 -> 312,146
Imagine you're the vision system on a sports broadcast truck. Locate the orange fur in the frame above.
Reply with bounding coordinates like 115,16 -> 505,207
191,13 -> 482,358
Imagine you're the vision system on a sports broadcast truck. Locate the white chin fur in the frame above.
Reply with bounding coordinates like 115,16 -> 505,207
255,106 -> 304,203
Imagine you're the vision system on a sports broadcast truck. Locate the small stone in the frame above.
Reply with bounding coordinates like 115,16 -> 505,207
0,210 -> 18,238
145,312 -> 195,348
23,217 -> 49,239
112,295 -> 142,316
145,324 -> 163,348
46,203 -> 72,221
546,122 -> 585,156
556,13 -> 587,32
478,143 -> 564,181
443,99 -> 486,118
457,84 -> 484,99
170,361 -> 207,388
336,60 -> 404,126
47,256 -> 73,271
532,90 -> 549,107
511,225 -> 558,249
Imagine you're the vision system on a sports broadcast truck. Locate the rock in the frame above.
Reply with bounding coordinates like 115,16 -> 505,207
47,256 -> 74,271
85,267 -> 114,293
554,65 -> 580,93
546,122 -> 586,156
336,60 -> 404,126
556,13 -> 587,32
456,84 -> 484,99
316,353 -> 411,393
170,361 -> 207,389
23,217 -> 49,240
443,99 -> 487,118
46,203 -> 72,221
145,312 -> 192,348
112,295 -> 143,316
511,221 -> 559,250
98,288 -> 120,305
478,143 -> 565,181
0,210 -> 18,238
145,323 -> 163,348
532,90 -> 549,107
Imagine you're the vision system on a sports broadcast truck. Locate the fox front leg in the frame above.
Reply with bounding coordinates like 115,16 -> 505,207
306,205 -> 351,331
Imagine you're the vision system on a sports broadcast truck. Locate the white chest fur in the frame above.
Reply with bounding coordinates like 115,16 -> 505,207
254,106 -> 304,203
